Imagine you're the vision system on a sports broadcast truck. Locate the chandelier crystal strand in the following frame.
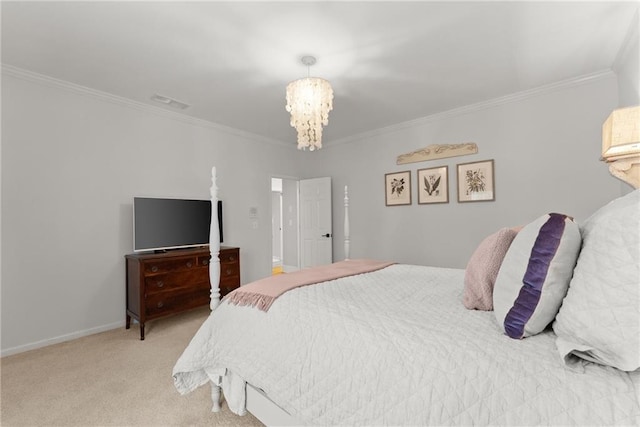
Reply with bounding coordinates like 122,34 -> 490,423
285,76 -> 333,151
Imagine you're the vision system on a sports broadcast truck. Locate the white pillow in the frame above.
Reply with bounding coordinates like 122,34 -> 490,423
493,213 -> 581,339
553,190 -> 640,371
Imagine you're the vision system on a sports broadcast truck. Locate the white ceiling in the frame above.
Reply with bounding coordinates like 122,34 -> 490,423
2,1 -> 637,145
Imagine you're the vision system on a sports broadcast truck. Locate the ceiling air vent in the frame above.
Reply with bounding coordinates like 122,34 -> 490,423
150,93 -> 190,110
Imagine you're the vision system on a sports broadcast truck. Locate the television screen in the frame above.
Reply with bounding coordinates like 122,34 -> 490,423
133,197 -> 222,252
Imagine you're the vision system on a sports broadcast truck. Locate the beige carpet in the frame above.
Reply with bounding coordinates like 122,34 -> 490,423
1,307 -> 264,426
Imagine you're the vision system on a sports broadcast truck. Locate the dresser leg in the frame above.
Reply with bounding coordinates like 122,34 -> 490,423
126,314 -> 131,330
140,323 -> 145,340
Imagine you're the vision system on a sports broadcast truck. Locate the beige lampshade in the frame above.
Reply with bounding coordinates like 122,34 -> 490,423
602,105 -> 640,161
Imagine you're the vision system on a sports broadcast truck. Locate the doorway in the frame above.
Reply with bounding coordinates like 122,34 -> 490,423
270,176 -> 333,276
271,177 -> 300,275
271,184 -> 283,275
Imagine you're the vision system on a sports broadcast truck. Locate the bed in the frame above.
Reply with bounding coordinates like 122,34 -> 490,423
173,167 -> 640,426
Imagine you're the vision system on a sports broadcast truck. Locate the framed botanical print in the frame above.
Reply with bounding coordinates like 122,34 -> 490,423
457,159 -> 495,202
417,166 -> 449,204
385,171 -> 411,206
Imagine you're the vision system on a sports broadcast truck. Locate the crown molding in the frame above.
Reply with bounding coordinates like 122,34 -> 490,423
325,69 -> 616,148
1,64 -> 292,149
2,64 -> 616,151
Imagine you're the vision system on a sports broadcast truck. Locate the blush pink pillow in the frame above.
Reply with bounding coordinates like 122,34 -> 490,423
463,227 -> 518,311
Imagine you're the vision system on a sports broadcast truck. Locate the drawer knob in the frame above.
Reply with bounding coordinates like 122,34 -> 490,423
226,269 -> 232,275
186,261 -> 193,268
151,266 -> 158,273
157,302 -> 164,308
229,256 -> 235,261
202,259 -> 209,266
157,281 -> 164,288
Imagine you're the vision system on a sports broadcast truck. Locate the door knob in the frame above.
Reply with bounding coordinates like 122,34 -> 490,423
321,233 -> 332,238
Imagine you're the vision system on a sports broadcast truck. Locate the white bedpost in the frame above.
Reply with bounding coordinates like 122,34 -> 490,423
209,166 -> 222,413
344,185 -> 350,260
209,166 -> 221,310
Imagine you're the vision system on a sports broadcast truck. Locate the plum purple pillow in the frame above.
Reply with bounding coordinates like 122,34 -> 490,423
463,227 -> 518,311
493,213 -> 581,339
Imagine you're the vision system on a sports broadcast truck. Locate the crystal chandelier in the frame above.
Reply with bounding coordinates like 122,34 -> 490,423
285,56 -> 334,151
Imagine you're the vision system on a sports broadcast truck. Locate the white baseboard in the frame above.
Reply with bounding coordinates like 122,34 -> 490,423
282,265 -> 299,273
1,320 -> 125,357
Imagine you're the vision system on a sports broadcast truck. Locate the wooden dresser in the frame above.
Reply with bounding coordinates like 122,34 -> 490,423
125,246 -> 240,340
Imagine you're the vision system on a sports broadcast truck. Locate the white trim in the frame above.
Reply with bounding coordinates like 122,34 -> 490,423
2,64 -> 616,151
0,64 -> 292,149
344,185 -> 350,260
0,320 -> 124,357
324,69 -> 616,147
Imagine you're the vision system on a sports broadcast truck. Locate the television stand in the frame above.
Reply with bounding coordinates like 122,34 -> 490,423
125,246 -> 240,340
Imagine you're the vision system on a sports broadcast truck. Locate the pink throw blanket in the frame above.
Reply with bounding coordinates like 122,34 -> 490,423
224,259 -> 394,312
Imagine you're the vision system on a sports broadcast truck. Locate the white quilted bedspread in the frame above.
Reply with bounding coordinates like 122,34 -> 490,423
173,264 -> 640,425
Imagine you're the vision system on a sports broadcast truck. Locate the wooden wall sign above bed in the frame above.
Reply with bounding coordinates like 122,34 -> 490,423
397,142 -> 478,165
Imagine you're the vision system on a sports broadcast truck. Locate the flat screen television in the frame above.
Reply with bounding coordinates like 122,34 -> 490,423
133,197 -> 222,252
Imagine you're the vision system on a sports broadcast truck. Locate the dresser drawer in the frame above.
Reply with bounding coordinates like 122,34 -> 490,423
219,247 -> 240,298
143,257 -> 198,274
219,248 -> 239,264
221,263 -> 239,278
145,287 -> 210,317
197,254 -> 212,266
144,269 -> 208,294
220,275 -> 240,297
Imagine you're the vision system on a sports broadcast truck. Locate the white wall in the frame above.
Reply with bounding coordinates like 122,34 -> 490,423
614,10 -> 640,107
304,75 -> 622,268
0,68 -> 628,355
1,71 -> 303,354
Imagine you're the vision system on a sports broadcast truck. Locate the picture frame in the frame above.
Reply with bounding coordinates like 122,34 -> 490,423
457,159 -> 495,202
417,166 -> 449,204
385,171 -> 412,206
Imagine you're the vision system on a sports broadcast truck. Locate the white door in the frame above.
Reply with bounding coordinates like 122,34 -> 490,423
300,177 -> 333,268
